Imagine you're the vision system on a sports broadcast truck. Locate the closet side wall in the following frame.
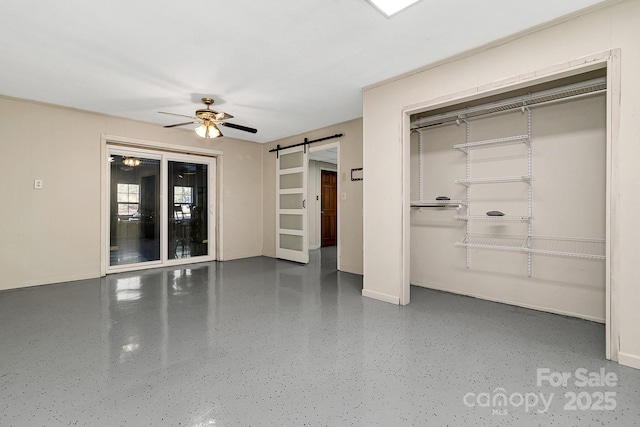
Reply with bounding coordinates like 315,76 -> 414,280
410,96 -> 606,321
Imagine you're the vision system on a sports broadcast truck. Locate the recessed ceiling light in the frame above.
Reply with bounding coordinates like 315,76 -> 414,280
367,0 -> 421,17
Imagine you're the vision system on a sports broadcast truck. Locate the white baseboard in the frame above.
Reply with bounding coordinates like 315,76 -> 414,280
222,251 -> 263,261
339,264 -> 363,275
362,288 -> 400,305
413,281 -> 605,323
4,271 -> 98,291
618,352 -> 640,370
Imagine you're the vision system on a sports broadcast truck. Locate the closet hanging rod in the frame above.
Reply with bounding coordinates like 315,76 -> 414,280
411,77 -> 606,130
411,89 -> 606,132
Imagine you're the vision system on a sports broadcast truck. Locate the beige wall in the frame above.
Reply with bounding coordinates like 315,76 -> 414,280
0,96 -> 263,290
362,0 -> 640,368
410,95 -> 606,322
263,118 -> 363,274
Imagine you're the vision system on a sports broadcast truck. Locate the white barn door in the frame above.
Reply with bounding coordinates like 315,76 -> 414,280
276,146 -> 309,263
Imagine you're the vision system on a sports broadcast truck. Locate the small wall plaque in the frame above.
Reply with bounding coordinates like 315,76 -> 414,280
351,168 -> 363,181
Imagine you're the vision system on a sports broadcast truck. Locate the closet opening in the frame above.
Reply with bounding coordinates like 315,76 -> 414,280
403,60 -> 618,361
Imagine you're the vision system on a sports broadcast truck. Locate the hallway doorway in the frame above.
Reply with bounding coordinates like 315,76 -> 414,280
309,143 -> 340,271
321,170 -> 337,247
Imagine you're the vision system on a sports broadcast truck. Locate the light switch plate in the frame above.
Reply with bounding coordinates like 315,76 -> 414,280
34,179 -> 43,189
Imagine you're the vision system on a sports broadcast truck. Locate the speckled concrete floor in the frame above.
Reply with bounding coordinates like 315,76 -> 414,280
1,248 -> 639,426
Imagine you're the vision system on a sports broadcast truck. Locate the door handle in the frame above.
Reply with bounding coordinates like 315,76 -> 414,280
302,199 -> 306,209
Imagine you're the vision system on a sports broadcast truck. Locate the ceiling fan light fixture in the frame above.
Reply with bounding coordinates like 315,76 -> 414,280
122,156 -> 141,167
196,122 -> 222,139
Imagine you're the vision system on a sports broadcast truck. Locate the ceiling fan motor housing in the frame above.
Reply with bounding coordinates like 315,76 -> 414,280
196,98 -> 213,120
196,110 -> 216,120
196,98 -> 227,121
160,96 -> 256,134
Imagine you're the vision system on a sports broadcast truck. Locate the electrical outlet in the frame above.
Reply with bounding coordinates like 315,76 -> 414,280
34,179 -> 43,189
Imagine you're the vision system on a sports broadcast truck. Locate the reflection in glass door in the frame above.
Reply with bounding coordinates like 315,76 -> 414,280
168,161 -> 208,259
109,154 -> 161,266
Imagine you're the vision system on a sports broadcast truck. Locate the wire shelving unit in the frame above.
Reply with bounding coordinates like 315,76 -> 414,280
410,77 -> 607,275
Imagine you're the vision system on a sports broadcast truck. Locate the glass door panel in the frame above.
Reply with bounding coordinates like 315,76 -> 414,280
106,147 -> 215,272
168,161 -> 209,259
276,146 -> 308,264
109,154 -> 161,266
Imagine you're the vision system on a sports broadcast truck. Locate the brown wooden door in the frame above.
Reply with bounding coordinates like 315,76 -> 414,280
321,170 -> 337,247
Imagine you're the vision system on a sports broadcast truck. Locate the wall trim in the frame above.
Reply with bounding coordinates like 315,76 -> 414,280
362,289 -> 400,305
413,281 -> 605,324
338,264 -> 362,276
618,352 -> 640,370
103,133 -> 223,157
222,252 -> 265,261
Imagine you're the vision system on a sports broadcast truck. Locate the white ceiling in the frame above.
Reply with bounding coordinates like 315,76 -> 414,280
0,0 -> 607,143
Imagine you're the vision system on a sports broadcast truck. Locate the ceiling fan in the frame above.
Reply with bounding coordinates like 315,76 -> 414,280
160,97 -> 257,139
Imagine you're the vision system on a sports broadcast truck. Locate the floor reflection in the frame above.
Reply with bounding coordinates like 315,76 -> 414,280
1,247 -> 631,427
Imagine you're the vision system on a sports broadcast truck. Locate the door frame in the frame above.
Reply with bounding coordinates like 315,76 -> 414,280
100,134 -> 224,276
400,50 -> 620,361
309,142 -> 341,270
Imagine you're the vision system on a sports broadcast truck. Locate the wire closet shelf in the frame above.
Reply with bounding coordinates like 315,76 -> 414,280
410,200 -> 465,208
456,233 -> 606,260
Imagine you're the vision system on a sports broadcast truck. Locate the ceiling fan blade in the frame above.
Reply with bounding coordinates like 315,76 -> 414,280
159,111 -> 199,120
164,121 -> 199,128
219,122 -> 258,133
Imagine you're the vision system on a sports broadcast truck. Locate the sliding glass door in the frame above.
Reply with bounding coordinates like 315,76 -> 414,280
167,159 -> 209,260
107,148 -> 215,272
109,153 -> 161,266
